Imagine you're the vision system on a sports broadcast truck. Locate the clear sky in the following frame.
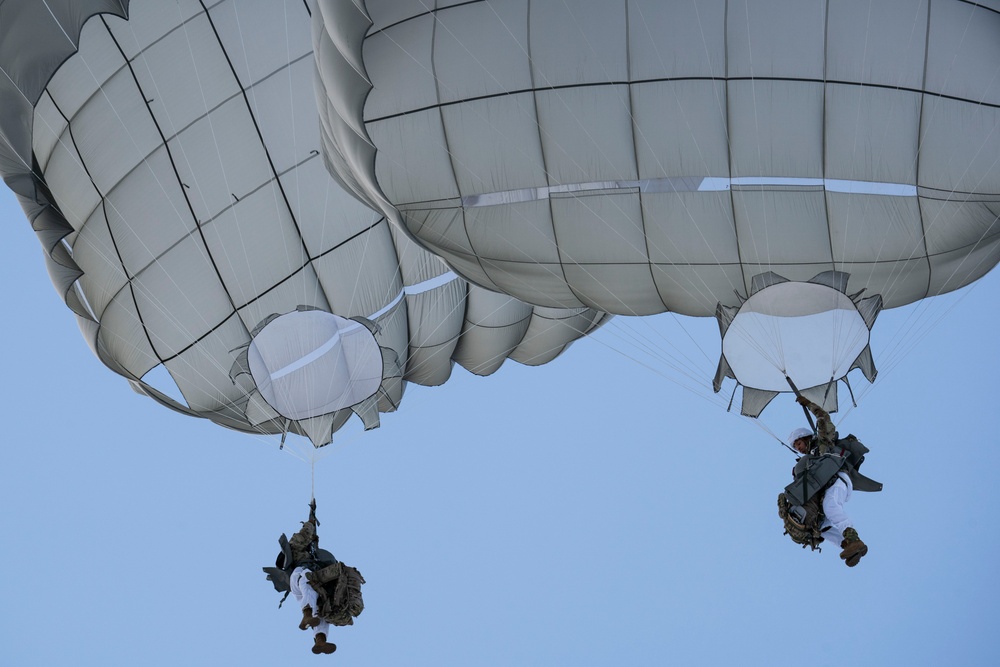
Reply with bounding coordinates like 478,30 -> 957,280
1,178 -> 999,667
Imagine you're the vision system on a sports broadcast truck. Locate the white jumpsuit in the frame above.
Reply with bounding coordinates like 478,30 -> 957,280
820,472 -> 853,546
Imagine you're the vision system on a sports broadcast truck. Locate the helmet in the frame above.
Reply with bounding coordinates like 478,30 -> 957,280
787,427 -> 813,448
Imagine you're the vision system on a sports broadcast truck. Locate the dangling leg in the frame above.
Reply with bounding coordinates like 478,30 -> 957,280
290,568 -> 322,629
823,478 -> 867,567
311,619 -> 336,655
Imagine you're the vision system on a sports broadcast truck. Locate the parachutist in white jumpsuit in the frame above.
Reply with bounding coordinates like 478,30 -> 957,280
264,501 -> 366,654
787,396 -> 869,567
280,504 -> 338,655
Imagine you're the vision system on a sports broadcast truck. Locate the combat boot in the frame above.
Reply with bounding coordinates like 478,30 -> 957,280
299,605 -> 320,630
839,527 -> 868,567
312,632 -> 337,655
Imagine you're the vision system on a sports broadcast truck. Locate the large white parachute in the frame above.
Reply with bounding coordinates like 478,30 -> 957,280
314,0 -> 1000,412
0,1 -> 604,445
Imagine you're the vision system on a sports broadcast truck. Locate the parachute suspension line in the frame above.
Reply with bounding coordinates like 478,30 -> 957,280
280,419 -> 290,450
310,454 -> 316,506
822,376 -> 835,404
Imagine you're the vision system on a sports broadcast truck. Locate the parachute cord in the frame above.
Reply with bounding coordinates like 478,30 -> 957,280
310,455 -> 316,505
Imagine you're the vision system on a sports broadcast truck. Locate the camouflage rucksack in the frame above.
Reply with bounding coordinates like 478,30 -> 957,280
307,561 -> 366,626
777,492 -> 825,551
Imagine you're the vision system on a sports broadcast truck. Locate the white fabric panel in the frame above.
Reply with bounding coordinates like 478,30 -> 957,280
30,93 -> 66,171
642,191 -> 740,265
727,80 -> 824,178
104,148 -> 196,278
440,94 -> 547,196
74,205 -> 127,318
73,67 -> 163,196
282,163 -> 385,257
631,81 -> 730,179
44,20 -> 124,120
918,99 -> 1000,194
311,235 -> 401,319
402,284 -> 465,385
509,308 -> 602,366
535,86 -> 637,185
651,265 -> 746,317
479,259 -> 584,310
562,263 -> 663,315
130,234 -> 234,358
628,0 -> 726,80
363,17 -> 437,119
169,97 -> 274,223
847,259 -> 930,308
433,0 -> 530,104
388,223 -> 465,377
201,184 -> 309,308
452,291 -> 531,375
128,14 -> 240,140
550,191 -> 646,264
726,0 -> 826,79
97,287 -> 159,379
236,267 -> 328,334
107,0 -> 204,60
925,1 -> 1000,105
826,0 -> 928,88
400,207 -> 476,256
826,193 -> 924,263
40,129 -> 101,230
369,109 -> 459,204
529,0 -> 626,87
921,200 -> 1000,256
209,1 -> 313,88
244,59 -> 315,176
824,85 -> 921,185
464,199 -> 561,264
733,190 -> 831,266
363,0 -> 418,33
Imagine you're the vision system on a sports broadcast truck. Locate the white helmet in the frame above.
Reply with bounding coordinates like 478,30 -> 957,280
787,427 -> 813,448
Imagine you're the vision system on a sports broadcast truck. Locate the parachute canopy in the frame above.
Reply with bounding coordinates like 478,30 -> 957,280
0,0 -> 605,445
314,0 -> 1000,410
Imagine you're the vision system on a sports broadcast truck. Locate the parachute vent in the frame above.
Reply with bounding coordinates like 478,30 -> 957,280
714,272 -> 882,417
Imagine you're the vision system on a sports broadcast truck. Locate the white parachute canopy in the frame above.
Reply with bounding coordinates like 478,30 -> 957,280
0,0 -> 606,445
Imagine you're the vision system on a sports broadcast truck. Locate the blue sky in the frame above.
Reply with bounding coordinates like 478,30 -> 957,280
1,181 -> 999,666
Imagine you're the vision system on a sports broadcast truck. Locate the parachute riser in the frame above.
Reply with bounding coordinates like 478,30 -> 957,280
784,376 -> 816,432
